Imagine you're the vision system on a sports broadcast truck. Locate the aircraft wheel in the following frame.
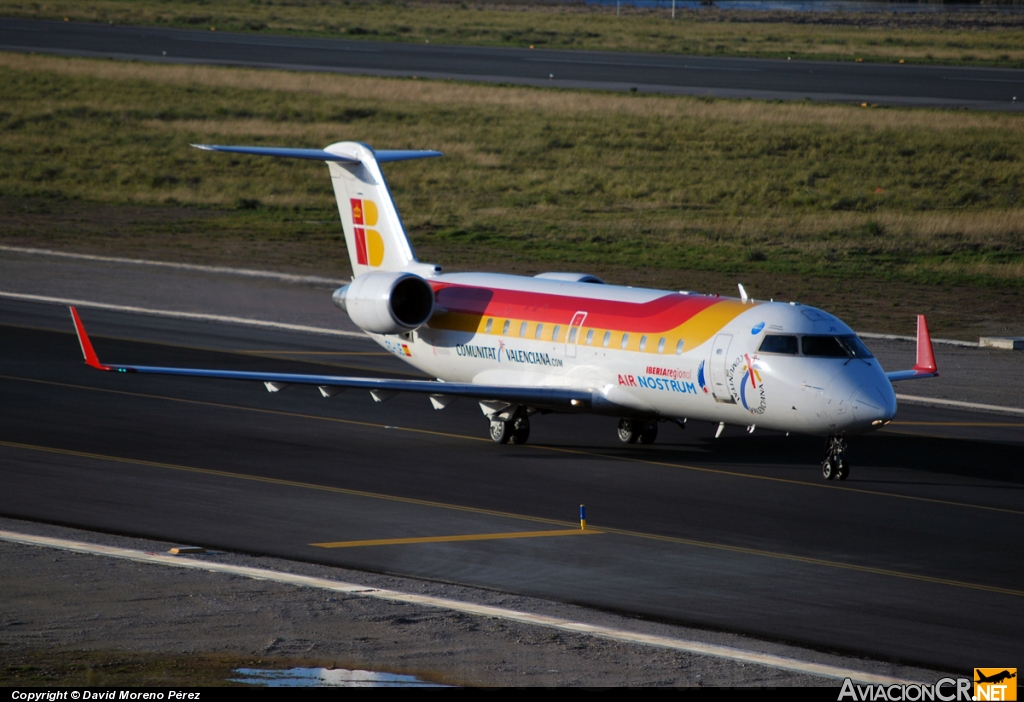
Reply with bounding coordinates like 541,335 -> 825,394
617,419 -> 640,444
836,459 -> 850,481
821,456 -> 837,480
490,420 -> 511,444
509,414 -> 531,445
638,421 -> 658,444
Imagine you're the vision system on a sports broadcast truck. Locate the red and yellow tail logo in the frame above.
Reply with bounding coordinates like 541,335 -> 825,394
975,669 -> 1017,701
351,198 -> 384,267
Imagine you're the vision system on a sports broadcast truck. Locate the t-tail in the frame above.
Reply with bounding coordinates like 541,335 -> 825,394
192,142 -> 442,278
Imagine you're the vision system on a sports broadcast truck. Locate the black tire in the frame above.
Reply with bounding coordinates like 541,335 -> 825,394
638,421 -> 658,445
822,456 -> 836,480
617,419 -> 639,444
836,459 -> 850,481
509,415 -> 531,445
490,420 -> 511,444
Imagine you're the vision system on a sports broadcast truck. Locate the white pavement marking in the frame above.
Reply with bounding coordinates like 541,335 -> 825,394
0,291 -> 367,339
0,245 -> 346,286
896,394 -> 1024,416
857,331 -> 977,348
0,529 -> 925,686
0,246 -> 991,348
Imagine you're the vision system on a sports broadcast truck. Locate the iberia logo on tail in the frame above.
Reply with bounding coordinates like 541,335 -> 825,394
351,198 -> 384,267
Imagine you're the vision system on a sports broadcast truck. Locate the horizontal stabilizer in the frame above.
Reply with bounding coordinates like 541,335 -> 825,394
191,144 -> 442,163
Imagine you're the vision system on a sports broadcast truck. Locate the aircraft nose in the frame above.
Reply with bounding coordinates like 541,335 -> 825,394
851,383 -> 896,426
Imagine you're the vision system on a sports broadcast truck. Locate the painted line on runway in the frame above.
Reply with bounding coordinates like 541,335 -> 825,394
890,421 -> 1024,427
2,438 -> 1021,600
0,291 -> 366,339
4,373 -> 1022,518
524,442 -> 1024,516
594,525 -> 1024,599
0,321 -> 423,377
0,438 -> 565,528
896,394 -> 1024,416
0,529 -> 925,686
0,245 -> 346,286
311,529 -> 596,549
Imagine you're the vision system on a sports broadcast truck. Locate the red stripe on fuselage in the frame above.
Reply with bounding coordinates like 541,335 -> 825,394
431,282 -> 722,334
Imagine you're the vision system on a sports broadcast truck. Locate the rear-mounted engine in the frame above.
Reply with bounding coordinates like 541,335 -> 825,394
333,271 -> 435,335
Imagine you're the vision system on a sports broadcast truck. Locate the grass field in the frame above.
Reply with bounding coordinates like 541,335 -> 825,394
1,51 -> 1022,338
4,0 -> 1024,67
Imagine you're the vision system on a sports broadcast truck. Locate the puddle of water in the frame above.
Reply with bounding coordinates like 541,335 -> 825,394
230,667 -> 446,687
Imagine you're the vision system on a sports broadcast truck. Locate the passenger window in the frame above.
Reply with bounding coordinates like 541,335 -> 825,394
484,318 -> 493,334
502,319 -> 510,335
758,335 -> 798,355
519,321 -> 527,337
569,327 -> 578,344
585,329 -> 594,345
621,333 -> 629,350
801,335 -> 848,357
535,323 -> 544,340
657,337 -> 666,354
552,325 -> 561,342
675,340 -> 684,355
603,331 -> 611,348
639,335 -> 648,352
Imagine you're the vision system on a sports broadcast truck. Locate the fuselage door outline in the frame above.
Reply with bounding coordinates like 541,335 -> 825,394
566,311 -> 587,359
710,333 -> 736,404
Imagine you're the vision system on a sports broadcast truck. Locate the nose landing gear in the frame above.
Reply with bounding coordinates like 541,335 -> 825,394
822,435 -> 849,481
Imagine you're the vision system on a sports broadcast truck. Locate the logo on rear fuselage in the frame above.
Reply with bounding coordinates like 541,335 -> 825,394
351,198 -> 384,267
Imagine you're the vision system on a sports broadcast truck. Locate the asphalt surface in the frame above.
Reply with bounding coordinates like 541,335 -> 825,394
2,296 -> 1022,672
3,17 -> 1024,109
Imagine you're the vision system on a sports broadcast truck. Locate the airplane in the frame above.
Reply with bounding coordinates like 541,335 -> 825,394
976,671 -> 1017,685
68,141 -> 940,481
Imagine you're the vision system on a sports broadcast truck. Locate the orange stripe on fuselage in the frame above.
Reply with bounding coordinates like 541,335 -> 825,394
428,283 -> 756,351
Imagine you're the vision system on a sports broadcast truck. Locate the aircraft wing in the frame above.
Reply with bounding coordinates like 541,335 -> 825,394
69,307 -> 592,410
884,315 -> 939,382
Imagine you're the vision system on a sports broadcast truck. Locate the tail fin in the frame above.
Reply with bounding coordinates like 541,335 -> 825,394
192,142 -> 442,277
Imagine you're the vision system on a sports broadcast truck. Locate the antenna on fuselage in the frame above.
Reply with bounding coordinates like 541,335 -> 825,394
738,283 -> 750,303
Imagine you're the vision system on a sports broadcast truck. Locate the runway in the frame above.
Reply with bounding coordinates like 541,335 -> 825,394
2,296 -> 1021,672
2,17 -> 1024,109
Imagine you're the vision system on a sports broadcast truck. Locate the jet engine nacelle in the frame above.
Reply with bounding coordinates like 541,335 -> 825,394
333,271 -> 435,335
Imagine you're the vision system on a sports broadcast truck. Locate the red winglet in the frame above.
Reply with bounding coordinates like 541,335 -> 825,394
69,306 -> 109,370
913,314 -> 937,374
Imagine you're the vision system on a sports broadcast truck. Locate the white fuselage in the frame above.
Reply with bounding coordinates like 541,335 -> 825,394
362,273 -> 898,436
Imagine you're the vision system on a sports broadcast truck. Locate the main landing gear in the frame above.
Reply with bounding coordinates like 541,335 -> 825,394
617,418 -> 658,444
489,408 -> 531,445
822,435 -> 850,481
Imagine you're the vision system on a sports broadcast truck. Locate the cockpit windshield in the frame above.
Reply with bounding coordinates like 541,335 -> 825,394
802,335 -> 875,359
758,334 -> 874,358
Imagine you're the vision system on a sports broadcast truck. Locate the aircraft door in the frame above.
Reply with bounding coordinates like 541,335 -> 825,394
566,311 -> 587,358
710,333 -> 736,404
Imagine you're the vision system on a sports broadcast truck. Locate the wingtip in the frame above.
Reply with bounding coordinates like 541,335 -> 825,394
913,314 -> 937,373
69,306 -> 109,370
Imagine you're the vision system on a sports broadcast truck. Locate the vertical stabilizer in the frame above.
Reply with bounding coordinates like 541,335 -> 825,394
191,142 -> 442,278
325,142 -> 426,277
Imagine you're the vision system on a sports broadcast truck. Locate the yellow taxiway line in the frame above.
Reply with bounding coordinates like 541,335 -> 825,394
3,373 -> 1022,518
312,529 -> 595,549
1,437 -> 1021,599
